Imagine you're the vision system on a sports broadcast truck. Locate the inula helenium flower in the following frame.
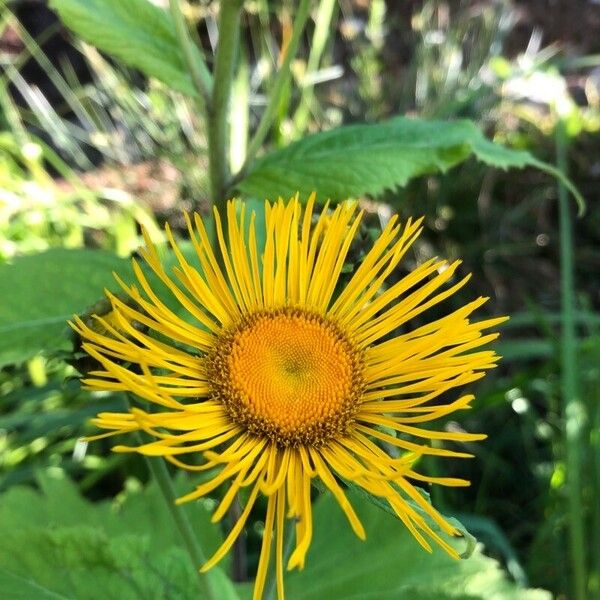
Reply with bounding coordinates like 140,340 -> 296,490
72,195 -> 505,599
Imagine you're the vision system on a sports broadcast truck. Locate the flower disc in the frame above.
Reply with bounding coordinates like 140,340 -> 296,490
207,308 -> 364,447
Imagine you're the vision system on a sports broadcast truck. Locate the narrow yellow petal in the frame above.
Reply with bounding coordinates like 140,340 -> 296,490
253,494 -> 277,600
201,482 -> 262,572
310,448 -> 366,540
276,486 -> 286,600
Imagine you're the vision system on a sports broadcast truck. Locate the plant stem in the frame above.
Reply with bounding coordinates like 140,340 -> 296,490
240,0 -> 311,176
169,0 -> 213,107
229,45 -> 250,173
556,120 -> 586,600
208,0 -> 243,210
139,442 -> 225,600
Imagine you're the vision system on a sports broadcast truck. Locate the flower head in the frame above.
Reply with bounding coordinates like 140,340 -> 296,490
72,195 -> 505,599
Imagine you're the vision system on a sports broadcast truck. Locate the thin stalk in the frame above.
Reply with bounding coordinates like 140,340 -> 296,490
556,120 -> 587,600
208,0 -> 244,210
240,0 -> 311,176
292,0 -> 337,136
136,434 -> 218,600
230,45 -> 250,173
126,392 -> 220,598
593,392 -> 600,592
169,0 -> 213,107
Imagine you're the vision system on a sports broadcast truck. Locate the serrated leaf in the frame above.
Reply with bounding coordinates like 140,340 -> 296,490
275,491 -> 551,600
49,0 -> 202,97
237,117 -> 584,214
0,249 -> 134,366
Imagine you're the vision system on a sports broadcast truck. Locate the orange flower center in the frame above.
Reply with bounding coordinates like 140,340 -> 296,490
208,308 -> 364,447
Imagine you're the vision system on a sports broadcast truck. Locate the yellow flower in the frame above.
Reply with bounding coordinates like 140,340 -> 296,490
72,195 -> 505,600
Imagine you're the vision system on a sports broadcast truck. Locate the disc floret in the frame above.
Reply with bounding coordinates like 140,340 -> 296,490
206,307 -> 365,447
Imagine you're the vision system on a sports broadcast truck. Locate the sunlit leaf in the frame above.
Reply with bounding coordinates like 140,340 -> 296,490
49,0 -> 202,96
238,117 -> 584,214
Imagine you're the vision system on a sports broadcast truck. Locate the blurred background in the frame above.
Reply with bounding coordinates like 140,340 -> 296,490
1,1 -> 599,598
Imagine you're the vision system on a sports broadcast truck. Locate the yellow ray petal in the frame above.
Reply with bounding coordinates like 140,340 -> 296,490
201,481 -> 262,572
310,448 -> 366,540
253,493 -> 277,600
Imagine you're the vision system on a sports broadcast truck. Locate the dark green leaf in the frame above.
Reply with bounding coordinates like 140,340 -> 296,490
0,249 -> 133,366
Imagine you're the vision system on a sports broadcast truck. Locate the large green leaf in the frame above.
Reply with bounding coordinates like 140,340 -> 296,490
49,0 -> 202,97
0,239 -> 223,367
0,249 -> 133,367
237,117 -> 584,213
0,529 -> 201,600
0,470 -> 238,599
236,490 -> 550,600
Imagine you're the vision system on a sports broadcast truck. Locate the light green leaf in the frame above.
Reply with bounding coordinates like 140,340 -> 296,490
49,0 -> 201,97
0,470 -> 238,600
271,491 -> 551,600
237,117 -> 584,214
0,249 -> 133,367
0,527 -> 201,600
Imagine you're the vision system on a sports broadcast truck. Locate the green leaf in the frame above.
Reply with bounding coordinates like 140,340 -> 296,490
0,529 -> 201,600
237,117 -> 584,214
0,470 -> 238,599
0,470 -> 222,563
270,491 -> 551,600
0,239 -> 226,367
49,0 -> 202,97
0,249 -> 134,366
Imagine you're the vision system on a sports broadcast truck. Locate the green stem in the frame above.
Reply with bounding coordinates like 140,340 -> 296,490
229,45 -> 250,173
556,120 -> 587,600
208,0 -> 244,210
169,0 -> 213,107
240,0 -> 311,177
137,438 -> 220,600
